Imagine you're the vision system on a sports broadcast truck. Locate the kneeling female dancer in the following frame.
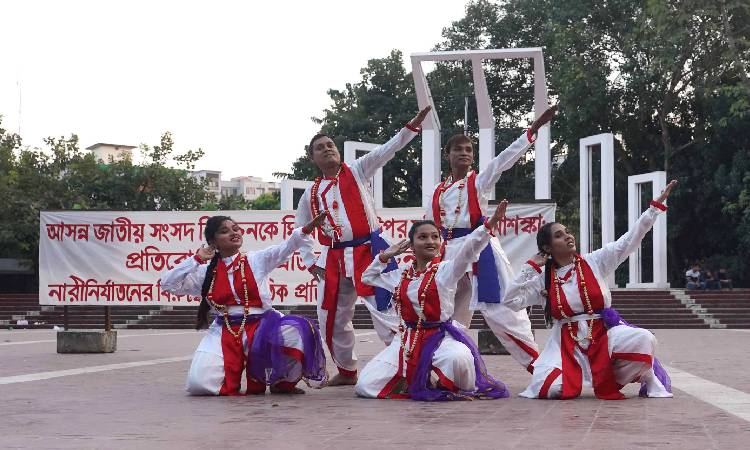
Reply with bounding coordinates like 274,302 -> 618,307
161,213 -> 328,396
503,181 -> 678,400
355,202 -> 511,400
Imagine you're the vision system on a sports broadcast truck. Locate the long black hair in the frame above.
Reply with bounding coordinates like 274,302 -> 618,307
536,222 -> 558,328
195,215 -> 233,330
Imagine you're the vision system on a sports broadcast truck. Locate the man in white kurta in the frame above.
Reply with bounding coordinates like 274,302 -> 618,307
294,120 -> 425,381
426,130 -> 539,371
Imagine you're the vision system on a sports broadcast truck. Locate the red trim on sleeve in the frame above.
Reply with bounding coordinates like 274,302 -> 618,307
193,254 -> 205,264
405,123 -> 421,133
649,200 -> 667,211
378,253 -> 390,264
526,128 -> 536,143
526,259 -> 542,274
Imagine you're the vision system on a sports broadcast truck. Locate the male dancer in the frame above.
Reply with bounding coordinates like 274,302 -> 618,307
294,106 -> 431,385
426,106 -> 556,372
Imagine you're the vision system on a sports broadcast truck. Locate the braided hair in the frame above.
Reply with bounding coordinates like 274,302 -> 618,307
536,222 -> 558,328
195,215 -> 233,330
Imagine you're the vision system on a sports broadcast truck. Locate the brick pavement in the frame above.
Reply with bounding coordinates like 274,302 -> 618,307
1,329 -> 749,449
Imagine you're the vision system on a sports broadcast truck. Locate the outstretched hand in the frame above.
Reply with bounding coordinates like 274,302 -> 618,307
381,239 -> 410,261
655,179 -> 678,205
485,199 -> 509,231
407,105 -> 432,129
303,212 -> 327,235
529,105 -> 558,135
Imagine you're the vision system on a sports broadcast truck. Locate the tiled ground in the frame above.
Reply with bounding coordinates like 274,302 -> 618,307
1,328 -> 749,449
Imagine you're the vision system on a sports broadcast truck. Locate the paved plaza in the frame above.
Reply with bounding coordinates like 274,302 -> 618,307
2,328 -> 749,449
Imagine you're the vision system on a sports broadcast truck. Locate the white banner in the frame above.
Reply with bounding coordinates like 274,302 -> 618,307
39,204 -> 555,306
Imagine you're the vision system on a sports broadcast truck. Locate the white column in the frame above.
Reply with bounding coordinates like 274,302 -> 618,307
280,180 -> 313,210
533,53 -> 551,200
579,133 -> 615,287
343,141 -> 383,208
472,57 -> 497,201
627,172 -> 669,288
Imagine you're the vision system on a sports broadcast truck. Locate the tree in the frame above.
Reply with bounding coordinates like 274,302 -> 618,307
250,192 -> 281,210
276,50 -> 423,207
0,121 -> 210,275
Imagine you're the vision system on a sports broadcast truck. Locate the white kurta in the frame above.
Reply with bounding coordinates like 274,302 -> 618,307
355,225 -> 493,398
503,205 -> 673,399
426,131 -> 539,370
160,228 -> 313,395
293,127 -> 418,372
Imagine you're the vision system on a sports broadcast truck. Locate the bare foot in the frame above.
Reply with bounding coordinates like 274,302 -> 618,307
269,384 -> 305,394
326,373 -> 357,386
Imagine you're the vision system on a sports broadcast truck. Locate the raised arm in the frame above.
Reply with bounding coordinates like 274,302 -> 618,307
160,253 -> 209,297
362,239 -> 410,292
475,106 -> 557,194
589,180 -> 677,275
254,212 -> 326,278
353,106 -> 431,179
503,261 -> 546,311
441,200 -> 507,286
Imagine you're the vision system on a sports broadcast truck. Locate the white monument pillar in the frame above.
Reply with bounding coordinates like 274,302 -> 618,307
411,48 -> 551,208
344,141 -> 384,208
280,179 -> 313,210
627,172 -> 669,288
579,133 -> 615,287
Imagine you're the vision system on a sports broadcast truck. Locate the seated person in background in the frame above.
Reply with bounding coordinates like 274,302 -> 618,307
703,270 -> 720,290
685,264 -> 705,290
717,267 -> 733,290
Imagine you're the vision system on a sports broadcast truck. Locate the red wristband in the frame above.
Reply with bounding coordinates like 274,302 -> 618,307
649,200 -> 667,211
379,253 -> 390,264
405,123 -> 421,133
194,254 -> 206,264
526,128 -> 536,143
526,259 -> 542,273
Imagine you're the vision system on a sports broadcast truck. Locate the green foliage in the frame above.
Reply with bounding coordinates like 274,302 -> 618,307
250,192 -> 281,210
281,0 -> 750,286
0,120 -> 210,272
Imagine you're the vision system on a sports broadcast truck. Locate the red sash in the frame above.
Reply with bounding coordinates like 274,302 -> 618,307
311,163 -> 371,246
210,254 -> 262,308
549,255 -> 623,400
431,171 -> 482,229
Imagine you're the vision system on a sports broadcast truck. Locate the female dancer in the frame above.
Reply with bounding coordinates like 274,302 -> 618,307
355,202 -> 511,401
426,106 -> 556,372
503,181 -> 678,399
161,213 -> 328,396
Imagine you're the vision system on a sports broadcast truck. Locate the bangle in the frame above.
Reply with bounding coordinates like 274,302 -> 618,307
649,200 -> 668,211
405,123 -> 421,133
379,253 -> 390,264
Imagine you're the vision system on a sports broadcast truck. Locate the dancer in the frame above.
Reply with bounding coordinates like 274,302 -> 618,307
294,106 -> 431,386
161,213 -> 328,396
503,181 -> 678,399
426,105 -> 557,372
355,201 -> 511,400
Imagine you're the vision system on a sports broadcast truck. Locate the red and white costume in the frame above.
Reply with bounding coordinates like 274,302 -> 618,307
161,228 -> 324,396
503,203 -> 673,399
356,225 -> 508,400
294,126 -> 419,377
426,130 -> 539,371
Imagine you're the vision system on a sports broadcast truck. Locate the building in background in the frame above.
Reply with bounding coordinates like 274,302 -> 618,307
86,143 -> 136,162
189,171 -> 279,201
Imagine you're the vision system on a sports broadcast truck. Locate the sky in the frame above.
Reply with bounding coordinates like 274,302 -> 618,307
0,0 -> 470,181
